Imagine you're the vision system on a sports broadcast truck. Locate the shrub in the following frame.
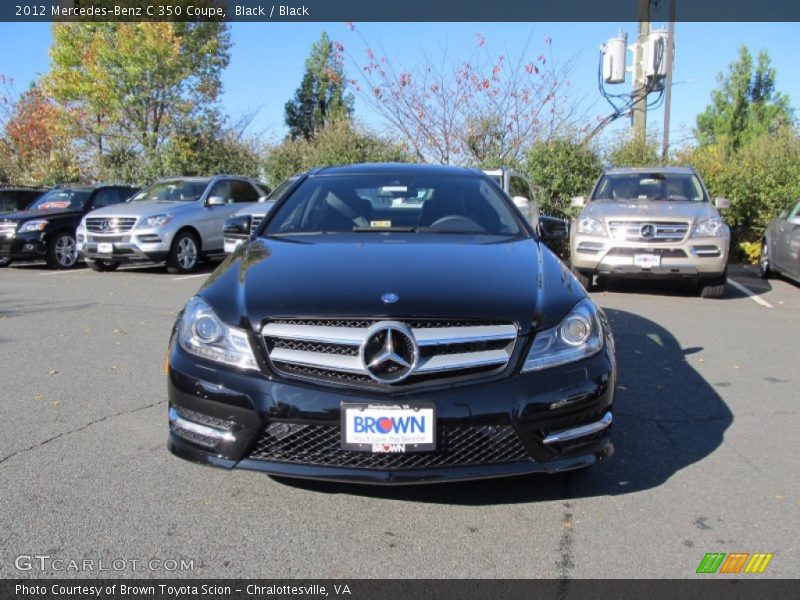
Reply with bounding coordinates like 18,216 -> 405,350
524,137 -> 602,218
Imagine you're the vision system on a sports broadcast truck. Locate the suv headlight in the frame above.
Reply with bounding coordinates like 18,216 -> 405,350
178,297 -> 258,371
576,217 -> 605,236
142,214 -> 172,228
522,299 -> 604,372
19,219 -> 49,233
691,217 -> 727,238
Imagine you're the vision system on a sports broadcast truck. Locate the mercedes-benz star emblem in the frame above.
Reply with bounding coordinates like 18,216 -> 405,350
640,223 -> 657,240
381,293 -> 399,304
360,321 -> 419,384
100,219 -> 111,232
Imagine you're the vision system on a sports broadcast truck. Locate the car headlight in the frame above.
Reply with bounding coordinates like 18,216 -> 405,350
522,299 -> 604,372
19,219 -> 48,233
576,217 -> 605,236
178,297 -> 258,371
691,217 -> 727,238
142,214 -> 172,228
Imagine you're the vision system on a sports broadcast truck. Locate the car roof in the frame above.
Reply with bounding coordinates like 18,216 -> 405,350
310,163 -> 481,178
604,166 -> 696,175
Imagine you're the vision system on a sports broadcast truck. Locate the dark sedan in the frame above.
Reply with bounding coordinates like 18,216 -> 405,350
166,164 -> 616,484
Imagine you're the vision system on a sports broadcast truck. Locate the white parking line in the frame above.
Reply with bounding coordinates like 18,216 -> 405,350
39,269 -> 89,276
728,278 -> 774,308
173,273 -> 209,281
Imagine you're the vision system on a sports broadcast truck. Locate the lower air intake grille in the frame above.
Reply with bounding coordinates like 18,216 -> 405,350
249,423 -> 529,469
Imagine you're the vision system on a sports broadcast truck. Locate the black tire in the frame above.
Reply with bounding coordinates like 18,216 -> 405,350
166,231 -> 200,274
0,257 -> 10,267
700,275 -> 727,299
572,268 -> 594,291
46,232 -> 79,269
758,240 -> 772,279
86,258 -> 120,272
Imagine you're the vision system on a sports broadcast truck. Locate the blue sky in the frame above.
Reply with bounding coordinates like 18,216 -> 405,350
1,21 -> 798,150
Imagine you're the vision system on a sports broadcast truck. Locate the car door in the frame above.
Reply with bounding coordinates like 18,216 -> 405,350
197,179 -> 234,251
776,199 -> 800,277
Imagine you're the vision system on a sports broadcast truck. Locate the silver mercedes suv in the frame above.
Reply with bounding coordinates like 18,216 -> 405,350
77,175 -> 266,273
570,166 -> 730,298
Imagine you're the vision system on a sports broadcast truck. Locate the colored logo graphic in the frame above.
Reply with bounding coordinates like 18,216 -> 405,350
696,552 -> 773,574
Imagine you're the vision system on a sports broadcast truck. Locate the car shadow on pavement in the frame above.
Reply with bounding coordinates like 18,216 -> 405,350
273,308 -> 733,505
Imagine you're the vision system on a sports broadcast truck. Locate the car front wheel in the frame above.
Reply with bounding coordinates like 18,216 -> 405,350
86,258 -> 120,272
572,268 -> 594,291
699,274 -> 727,298
0,257 -> 10,267
46,232 -> 79,269
166,231 -> 200,274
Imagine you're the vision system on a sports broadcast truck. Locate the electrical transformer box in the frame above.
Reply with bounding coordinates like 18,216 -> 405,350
644,29 -> 670,81
602,32 -> 627,84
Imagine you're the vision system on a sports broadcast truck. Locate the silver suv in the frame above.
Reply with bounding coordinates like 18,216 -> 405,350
570,167 -> 731,298
77,175 -> 266,273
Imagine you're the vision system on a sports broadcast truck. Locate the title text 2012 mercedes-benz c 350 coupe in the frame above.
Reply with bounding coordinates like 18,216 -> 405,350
166,164 -> 616,484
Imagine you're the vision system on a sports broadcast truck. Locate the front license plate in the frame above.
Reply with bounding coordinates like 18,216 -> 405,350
634,253 -> 660,268
97,242 -> 114,254
341,403 -> 436,453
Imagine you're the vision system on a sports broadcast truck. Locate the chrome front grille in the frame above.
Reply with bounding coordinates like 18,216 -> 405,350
0,220 -> 17,237
607,220 -> 689,243
262,319 -> 518,389
85,217 -> 137,233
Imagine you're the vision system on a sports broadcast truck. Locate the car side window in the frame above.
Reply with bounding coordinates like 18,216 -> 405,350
509,176 -> 532,200
787,199 -> 800,220
208,180 -> 234,203
230,181 -> 260,203
91,188 -> 120,209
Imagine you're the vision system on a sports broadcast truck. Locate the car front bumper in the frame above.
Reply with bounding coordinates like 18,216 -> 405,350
166,336 -> 616,485
77,226 -> 175,264
0,232 -> 47,260
570,234 -> 729,278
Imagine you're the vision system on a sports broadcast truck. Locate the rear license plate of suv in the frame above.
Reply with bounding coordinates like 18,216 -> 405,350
634,254 -> 660,268
341,403 -> 436,453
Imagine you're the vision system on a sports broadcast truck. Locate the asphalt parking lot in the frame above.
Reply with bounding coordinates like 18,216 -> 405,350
0,261 -> 798,579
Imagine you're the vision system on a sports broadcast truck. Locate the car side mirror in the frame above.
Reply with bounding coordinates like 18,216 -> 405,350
538,216 -> 569,241
222,215 -> 251,237
570,196 -> 586,208
206,195 -> 226,206
714,197 -> 731,209
257,195 -> 268,203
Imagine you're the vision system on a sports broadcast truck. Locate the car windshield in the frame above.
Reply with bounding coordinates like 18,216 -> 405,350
592,173 -> 707,202
130,179 -> 209,202
28,189 -> 91,211
262,177 -> 297,202
265,173 -> 523,236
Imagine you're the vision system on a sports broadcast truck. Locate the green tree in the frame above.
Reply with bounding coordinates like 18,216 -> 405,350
524,137 -> 602,218
264,119 -> 408,186
695,46 -> 794,149
606,132 -> 662,168
284,32 -> 353,140
45,21 -> 231,180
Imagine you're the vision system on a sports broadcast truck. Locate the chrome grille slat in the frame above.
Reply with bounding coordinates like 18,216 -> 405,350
263,319 -> 517,388
607,220 -> 689,243
85,217 -> 137,233
0,221 -> 17,237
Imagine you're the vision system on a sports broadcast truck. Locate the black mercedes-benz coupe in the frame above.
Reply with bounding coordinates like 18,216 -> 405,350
166,164 -> 616,484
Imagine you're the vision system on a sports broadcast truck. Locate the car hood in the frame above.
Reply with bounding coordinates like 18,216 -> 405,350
582,199 -> 719,223
86,200 -> 199,219
0,208 -> 83,222
199,235 -> 586,335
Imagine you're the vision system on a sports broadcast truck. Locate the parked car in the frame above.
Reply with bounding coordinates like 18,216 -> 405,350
223,175 -> 300,254
570,166 -> 731,298
0,186 -> 46,214
0,184 -> 138,269
484,167 -> 569,255
166,164 -> 616,484
760,197 -> 800,283
77,175 -> 266,273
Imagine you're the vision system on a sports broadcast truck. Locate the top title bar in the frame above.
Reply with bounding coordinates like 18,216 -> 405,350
3,0 -> 799,22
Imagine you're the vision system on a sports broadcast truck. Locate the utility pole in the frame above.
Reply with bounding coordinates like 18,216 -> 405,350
631,0 -> 650,139
661,0 -> 676,160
